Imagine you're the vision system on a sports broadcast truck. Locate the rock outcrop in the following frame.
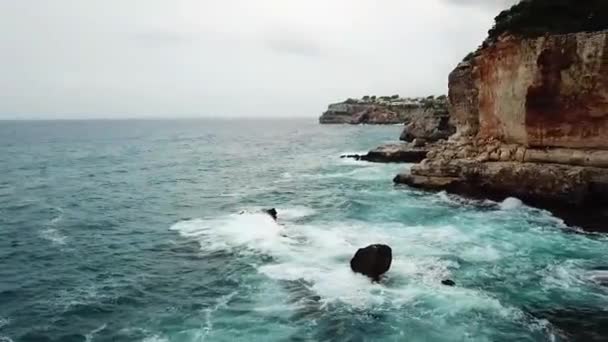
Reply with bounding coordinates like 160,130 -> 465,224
350,244 -> 392,281
341,143 -> 430,163
319,96 -> 450,126
265,208 -> 278,221
395,1 -> 608,230
399,109 -> 454,143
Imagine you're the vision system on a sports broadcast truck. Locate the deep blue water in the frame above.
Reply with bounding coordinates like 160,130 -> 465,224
1,119 -> 608,342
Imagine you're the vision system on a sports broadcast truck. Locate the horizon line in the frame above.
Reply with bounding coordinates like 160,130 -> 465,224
0,115 -> 319,121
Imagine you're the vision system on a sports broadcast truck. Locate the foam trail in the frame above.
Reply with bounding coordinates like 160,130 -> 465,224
40,228 -> 67,246
85,324 -> 107,342
50,207 -> 64,224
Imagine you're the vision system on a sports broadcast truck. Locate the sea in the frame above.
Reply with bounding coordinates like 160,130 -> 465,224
1,119 -> 608,342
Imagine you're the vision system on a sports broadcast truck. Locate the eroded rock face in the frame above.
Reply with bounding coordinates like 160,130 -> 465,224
400,112 -> 455,143
452,31 -> 608,148
448,60 -> 479,139
350,244 -> 392,281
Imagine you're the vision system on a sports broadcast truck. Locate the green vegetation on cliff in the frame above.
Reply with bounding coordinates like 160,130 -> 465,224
488,0 -> 608,40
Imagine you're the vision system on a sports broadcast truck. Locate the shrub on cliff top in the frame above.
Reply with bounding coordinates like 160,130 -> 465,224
488,0 -> 608,40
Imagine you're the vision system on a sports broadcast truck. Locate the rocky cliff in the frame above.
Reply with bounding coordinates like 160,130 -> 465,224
451,31 -> 608,148
319,96 -> 451,128
396,1 -> 608,230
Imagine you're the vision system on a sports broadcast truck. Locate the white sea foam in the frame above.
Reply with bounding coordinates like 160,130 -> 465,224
169,213 -> 519,318
170,212 -> 293,254
460,245 -> 502,262
40,228 -> 67,246
141,335 -> 169,342
275,207 -> 316,220
540,260 -> 587,291
40,207 -> 67,246
499,197 -> 523,210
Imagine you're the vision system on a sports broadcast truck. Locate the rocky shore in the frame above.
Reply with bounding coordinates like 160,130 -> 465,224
392,2 -> 608,231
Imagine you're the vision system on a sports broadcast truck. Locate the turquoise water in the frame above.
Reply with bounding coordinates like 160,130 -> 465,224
1,119 -> 608,342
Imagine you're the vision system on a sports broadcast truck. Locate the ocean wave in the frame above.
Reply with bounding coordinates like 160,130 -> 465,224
84,324 -> 107,342
499,197 -> 524,211
539,260 -> 589,292
39,207 -> 67,246
0,318 -> 13,342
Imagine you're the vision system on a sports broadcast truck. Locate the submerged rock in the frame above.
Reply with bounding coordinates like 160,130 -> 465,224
442,279 -> 456,287
350,244 -> 392,281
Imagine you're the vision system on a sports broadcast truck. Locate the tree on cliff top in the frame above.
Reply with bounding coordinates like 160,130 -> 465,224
488,0 -> 608,40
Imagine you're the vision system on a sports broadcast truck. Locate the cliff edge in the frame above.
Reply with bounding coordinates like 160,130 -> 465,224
395,0 -> 608,230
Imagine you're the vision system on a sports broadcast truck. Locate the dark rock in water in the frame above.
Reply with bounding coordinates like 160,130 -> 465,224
442,279 -> 456,286
264,208 -> 278,221
350,244 -> 392,281
341,144 -> 429,164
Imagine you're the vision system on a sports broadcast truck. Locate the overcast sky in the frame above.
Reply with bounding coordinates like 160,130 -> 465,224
0,0 -> 517,119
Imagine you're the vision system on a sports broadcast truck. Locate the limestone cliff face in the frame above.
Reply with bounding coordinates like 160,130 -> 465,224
448,60 -> 479,138
452,30 -> 608,148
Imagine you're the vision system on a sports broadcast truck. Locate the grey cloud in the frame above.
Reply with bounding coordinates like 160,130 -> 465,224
133,31 -> 197,45
0,0 -> 513,119
264,34 -> 323,57
441,0 -> 519,10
